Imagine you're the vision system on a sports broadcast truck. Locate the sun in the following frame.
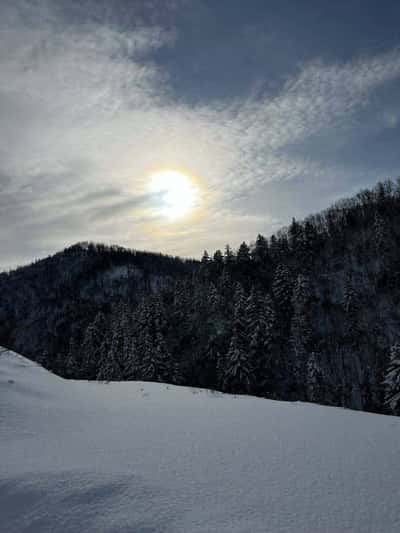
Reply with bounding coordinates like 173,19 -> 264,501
149,170 -> 200,220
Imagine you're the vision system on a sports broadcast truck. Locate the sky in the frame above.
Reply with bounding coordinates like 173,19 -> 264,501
1,0 -> 400,269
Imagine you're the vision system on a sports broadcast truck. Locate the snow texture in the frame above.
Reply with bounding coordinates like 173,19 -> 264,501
1,349 -> 400,533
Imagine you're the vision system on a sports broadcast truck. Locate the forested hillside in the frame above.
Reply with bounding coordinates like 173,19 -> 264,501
2,179 -> 400,415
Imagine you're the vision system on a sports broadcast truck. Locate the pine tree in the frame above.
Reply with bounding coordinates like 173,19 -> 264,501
246,286 -> 268,391
383,343 -> 400,415
374,211 -> 391,272
208,282 -> 220,314
97,341 -> 122,381
343,272 -> 362,348
213,249 -> 224,265
288,218 -> 303,256
307,352 -> 322,402
65,335 -> 80,379
222,283 -> 253,393
223,331 -> 253,394
141,331 -> 170,382
81,312 -> 107,379
251,234 -> 269,265
272,263 -> 293,332
291,275 -> 313,355
237,241 -> 251,264
224,244 -> 235,266
262,293 -> 277,395
201,250 -> 210,264
123,336 -> 139,380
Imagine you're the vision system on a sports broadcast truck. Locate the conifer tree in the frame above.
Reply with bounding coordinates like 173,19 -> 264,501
65,335 -> 80,379
237,242 -> 251,264
374,211 -> 390,271
141,331 -> 170,382
213,249 -> 224,265
343,272 -> 362,348
223,331 -> 253,393
208,282 -> 220,314
222,283 -> 253,393
272,263 -> 293,332
201,250 -> 210,264
291,275 -> 313,355
224,244 -> 235,266
81,312 -> 107,379
251,234 -> 269,265
307,352 -> 322,402
384,343 -> 400,415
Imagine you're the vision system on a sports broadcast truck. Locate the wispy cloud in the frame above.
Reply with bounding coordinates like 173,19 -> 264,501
1,0 -> 400,267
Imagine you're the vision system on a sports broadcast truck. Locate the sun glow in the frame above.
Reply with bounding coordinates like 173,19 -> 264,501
149,170 -> 200,220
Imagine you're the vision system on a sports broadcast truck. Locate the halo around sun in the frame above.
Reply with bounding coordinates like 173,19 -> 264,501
149,170 -> 200,220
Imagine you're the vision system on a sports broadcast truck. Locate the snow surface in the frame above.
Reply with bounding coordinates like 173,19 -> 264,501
1,349 -> 400,533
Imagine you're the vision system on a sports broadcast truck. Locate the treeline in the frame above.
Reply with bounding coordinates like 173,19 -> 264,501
2,179 -> 400,414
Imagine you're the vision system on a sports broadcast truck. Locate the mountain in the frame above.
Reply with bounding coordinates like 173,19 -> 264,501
2,179 -> 400,415
1,348 -> 400,533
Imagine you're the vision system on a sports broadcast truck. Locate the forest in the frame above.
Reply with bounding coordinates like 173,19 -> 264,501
2,179 -> 400,415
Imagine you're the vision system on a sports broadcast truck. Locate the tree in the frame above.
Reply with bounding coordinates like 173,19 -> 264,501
290,275 -> 314,377
384,343 -> 400,415
246,286 -> 271,392
251,234 -> 269,265
141,331 -> 170,382
222,331 -> 253,394
343,272 -> 362,348
272,263 -> 293,333
374,212 -> 390,270
221,283 -> 253,393
208,282 -> 220,314
288,218 -> 302,254
237,241 -> 251,264
307,352 -> 323,403
65,335 -> 80,379
81,312 -> 107,379
224,244 -> 235,266
201,250 -> 210,264
213,249 -> 224,265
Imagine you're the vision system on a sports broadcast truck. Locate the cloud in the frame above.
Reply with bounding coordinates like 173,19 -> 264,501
1,0 -> 400,268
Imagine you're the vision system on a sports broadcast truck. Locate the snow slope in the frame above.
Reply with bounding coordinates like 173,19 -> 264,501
1,349 -> 400,533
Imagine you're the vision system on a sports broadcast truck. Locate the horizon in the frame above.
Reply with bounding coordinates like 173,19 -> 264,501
2,0 -> 400,269
2,175 -> 397,273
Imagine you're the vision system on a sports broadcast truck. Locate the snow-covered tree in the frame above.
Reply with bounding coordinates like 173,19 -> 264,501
291,275 -> 313,355
343,272 -> 362,348
222,331 -> 253,394
224,244 -> 235,265
208,282 -> 220,314
272,263 -> 293,333
213,249 -> 223,265
384,343 -> 400,415
141,331 -> 170,382
236,241 -> 251,264
251,234 -> 269,265
81,312 -> 107,379
65,336 -> 80,378
307,352 -> 323,402
222,283 -> 253,393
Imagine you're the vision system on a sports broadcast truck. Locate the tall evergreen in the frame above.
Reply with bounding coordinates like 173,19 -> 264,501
384,343 -> 400,415
272,263 -> 293,333
343,272 -> 362,349
307,352 -> 323,403
81,312 -> 107,379
222,283 -> 253,393
290,275 -> 314,396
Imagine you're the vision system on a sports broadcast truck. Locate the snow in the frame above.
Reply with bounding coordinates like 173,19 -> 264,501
1,349 -> 400,533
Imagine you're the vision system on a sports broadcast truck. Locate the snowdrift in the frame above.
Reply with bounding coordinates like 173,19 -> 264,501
1,349 -> 400,532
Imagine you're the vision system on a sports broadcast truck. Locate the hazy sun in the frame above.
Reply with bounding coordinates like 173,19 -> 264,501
149,170 -> 199,220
